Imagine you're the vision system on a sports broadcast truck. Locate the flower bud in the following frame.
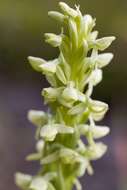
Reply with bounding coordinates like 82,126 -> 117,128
83,15 -> 95,36
59,2 -> 78,18
69,19 -> 78,48
48,11 -> 65,23
28,110 -> 47,127
45,33 -> 62,47
28,56 -> 46,72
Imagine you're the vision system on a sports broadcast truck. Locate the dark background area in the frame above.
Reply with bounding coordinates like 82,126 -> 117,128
0,0 -> 127,190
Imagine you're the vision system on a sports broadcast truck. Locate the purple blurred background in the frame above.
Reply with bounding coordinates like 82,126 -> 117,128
0,0 -> 127,190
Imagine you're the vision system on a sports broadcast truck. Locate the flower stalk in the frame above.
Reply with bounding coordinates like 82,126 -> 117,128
15,2 -> 115,190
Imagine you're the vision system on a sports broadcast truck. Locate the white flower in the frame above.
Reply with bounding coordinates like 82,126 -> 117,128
40,124 -> 74,141
15,173 -> 32,189
89,99 -> 108,121
79,124 -> 110,139
42,87 -> 63,103
89,69 -> 102,86
29,177 -> 48,190
96,53 -> 114,68
86,142 -> 107,160
94,36 -> 116,51
28,110 -> 48,127
60,148 -> 85,164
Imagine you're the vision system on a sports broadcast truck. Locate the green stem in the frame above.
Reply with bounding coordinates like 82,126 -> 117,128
58,163 -> 65,190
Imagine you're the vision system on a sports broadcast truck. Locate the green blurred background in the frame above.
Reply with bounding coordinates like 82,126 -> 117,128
0,0 -> 127,190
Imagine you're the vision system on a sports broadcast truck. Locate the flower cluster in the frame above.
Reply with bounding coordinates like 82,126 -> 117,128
15,2 -> 115,190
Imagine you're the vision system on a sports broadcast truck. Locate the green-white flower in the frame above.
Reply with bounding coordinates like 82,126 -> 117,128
15,2 -> 115,190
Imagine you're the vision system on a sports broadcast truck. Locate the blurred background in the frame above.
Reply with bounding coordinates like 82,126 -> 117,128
0,0 -> 127,189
